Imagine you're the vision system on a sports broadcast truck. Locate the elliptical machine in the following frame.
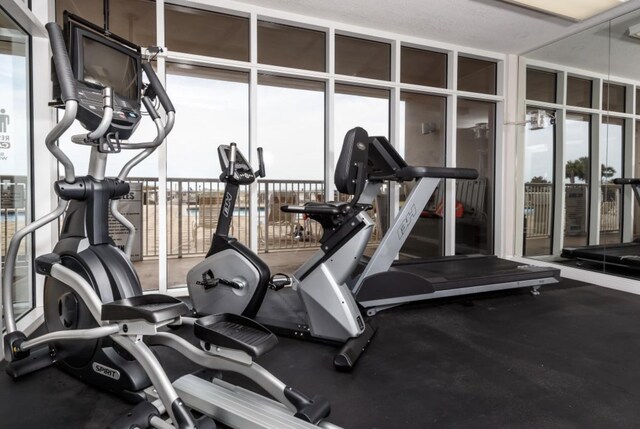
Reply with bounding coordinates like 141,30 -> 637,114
3,14 -> 341,429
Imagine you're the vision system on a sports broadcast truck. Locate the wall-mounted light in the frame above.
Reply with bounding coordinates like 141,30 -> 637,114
501,0 -> 628,22
421,122 -> 437,135
505,110 -> 555,130
628,23 -> 640,39
472,122 -> 490,139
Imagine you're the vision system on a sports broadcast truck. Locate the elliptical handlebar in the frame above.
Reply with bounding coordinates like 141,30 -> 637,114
142,62 -> 175,113
45,22 -> 76,103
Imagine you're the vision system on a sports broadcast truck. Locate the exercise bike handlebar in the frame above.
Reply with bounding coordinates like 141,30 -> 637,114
227,142 -> 237,179
257,147 -> 266,178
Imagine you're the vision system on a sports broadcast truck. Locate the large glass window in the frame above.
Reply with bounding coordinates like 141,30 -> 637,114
166,4 -> 249,60
523,109 -> 555,256
166,65 -> 249,288
399,92 -> 446,258
334,84 -> 389,251
400,46 -> 447,88
564,113 -> 591,247
599,117 -> 624,245
257,75 -> 325,251
635,121 -> 640,241
56,0 -> 156,48
458,57 -> 497,95
526,69 -> 556,103
455,99 -> 495,254
0,9 -> 32,319
567,77 -> 592,108
335,35 -> 390,81
603,83 -> 626,113
258,21 -> 325,71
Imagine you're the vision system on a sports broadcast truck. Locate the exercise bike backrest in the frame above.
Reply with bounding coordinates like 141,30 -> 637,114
334,127 -> 370,204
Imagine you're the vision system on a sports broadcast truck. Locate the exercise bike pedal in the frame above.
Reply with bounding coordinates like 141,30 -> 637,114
269,272 -> 292,291
194,313 -> 279,358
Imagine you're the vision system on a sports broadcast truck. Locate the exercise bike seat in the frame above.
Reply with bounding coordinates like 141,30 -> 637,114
281,201 -> 350,216
194,314 -> 278,358
101,294 -> 190,324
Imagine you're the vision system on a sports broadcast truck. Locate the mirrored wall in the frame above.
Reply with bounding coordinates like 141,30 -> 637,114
522,8 -> 640,279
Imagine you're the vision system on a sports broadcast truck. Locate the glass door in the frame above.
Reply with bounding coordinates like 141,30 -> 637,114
0,7 -> 32,319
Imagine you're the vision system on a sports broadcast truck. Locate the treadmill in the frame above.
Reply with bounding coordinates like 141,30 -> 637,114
350,136 -> 561,316
561,178 -> 640,269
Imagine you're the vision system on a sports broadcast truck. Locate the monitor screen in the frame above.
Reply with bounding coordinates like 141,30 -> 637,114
82,36 -> 139,101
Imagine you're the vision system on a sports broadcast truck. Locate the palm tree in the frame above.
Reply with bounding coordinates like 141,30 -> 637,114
565,157 -> 589,183
601,164 -> 616,182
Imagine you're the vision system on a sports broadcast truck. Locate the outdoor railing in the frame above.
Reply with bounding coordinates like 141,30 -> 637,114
524,183 -> 622,239
132,178 -> 348,257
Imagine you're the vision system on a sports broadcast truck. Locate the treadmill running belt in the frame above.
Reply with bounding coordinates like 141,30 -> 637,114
562,243 -> 640,268
355,255 -> 560,304
392,256 -> 559,291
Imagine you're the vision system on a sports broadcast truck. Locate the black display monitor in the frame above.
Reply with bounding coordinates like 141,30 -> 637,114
65,14 -> 142,104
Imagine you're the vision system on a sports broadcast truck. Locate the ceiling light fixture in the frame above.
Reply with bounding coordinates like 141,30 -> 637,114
502,0 -> 628,22
628,23 -> 640,39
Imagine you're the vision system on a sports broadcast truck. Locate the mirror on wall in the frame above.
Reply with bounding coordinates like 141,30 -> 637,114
521,8 -> 640,279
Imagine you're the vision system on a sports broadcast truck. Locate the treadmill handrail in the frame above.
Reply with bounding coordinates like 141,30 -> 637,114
370,166 -> 479,182
613,178 -> 640,185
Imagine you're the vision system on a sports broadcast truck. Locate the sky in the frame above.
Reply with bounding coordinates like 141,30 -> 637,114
58,74 -> 392,181
525,118 -> 624,184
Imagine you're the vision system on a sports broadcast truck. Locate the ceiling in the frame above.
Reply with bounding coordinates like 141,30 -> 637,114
527,8 -> 640,80
232,0 -> 640,54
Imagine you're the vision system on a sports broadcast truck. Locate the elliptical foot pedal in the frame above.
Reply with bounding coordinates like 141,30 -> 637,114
101,294 -> 190,324
194,314 -> 278,358
333,321 -> 377,371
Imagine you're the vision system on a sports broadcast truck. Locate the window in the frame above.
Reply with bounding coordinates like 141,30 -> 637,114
0,8 -> 32,319
334,84 -> 389,251
599,117 -> 624,245
456,99 -> 495,254
258,21 -> 325,71
564,113 -> 591,247
567,77 -> 592,108
458,57 -> 497,95
56,0 -> 156,48
523,109 -> 555,256
258,75 -> 325,180
335,35 -> 390,81
636,89 -> 640,115
166,4 -> 249,60
603,83 -> 626,113
166,65 -> 249,288
400,46 -> 447,88
635,121 -> 640,241
399,91 -> 446,258
526,69 -> 556,103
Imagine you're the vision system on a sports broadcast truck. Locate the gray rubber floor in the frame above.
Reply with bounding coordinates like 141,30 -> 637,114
2,279 -> 640,428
